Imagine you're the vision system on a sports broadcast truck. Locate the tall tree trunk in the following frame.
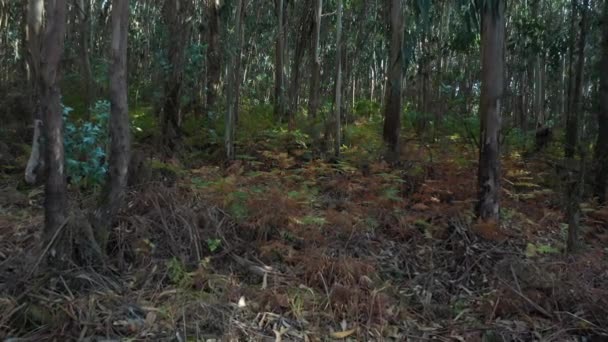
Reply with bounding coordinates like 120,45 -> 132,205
333,0 -> 343,157
77,0 -> 93,115
98,0 -> 130,245
161,0 -> 191,153
287,5 -> 310,129
24,0 -> 44,185
274,0 -> 286,120
308,0 -> 322,120
477,0 -> 505,222
41,0 -> 68,262
382,0 -> 404,158
26,0 -> 43,105
594,0 -> 608,204
225,0 -> 246,159
565,0 -> 587,159
205,0 -> 221,115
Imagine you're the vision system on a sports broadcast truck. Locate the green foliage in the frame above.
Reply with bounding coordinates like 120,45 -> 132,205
167,257 -> 192,287
342,118 -> 383,164
64,100 -> 110,188
525,243 -> 560,257
353,100 -> 381,119
503,128 -> 534,151
131,105 -> 157,141
442,114 -> 480,147
228,190 -> 249,222
206,238 -> 222,252
382,187 -> 403,203
237,101 -> 276,139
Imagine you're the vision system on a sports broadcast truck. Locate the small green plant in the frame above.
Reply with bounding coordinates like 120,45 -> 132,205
382,187 -> 403,202
228,190 -> 249,221
525,243 -> 561,257
206,238 -> 222,253
167,257 -> 192,287
64,100 -> 110,188
299,215 -> 326,226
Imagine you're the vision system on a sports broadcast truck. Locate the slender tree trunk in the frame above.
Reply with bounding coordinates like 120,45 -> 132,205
24,0 -> 44,185
287,6 -> 310,129
333,0 -> 342,157
100,0 -> 130,235
382,0 -> 404,158
308,0 -> 322,121
161,0 -> 191,153
274,0 -> 286,120
565,0 -> 587,159
41,0 -> 68,262
205,0 -> 221,115
477,0 -> 505,222
594,0 -> 608,204
564,0 -> 588,254
26,0 -> 43,106
77,0 -> 93,115
225,0 -> 246,159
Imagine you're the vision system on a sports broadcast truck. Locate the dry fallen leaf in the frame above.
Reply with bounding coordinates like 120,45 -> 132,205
145,311 -> 157,326
412,203 -> 429,211
330,328 -> 356,339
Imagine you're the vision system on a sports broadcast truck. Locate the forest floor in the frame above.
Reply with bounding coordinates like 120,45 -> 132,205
1,135 -> 608,341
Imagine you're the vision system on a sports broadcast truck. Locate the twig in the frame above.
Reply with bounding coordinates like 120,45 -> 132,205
497,278 -> 553,319
29,216 -> 70,277
319,272 -> 331,310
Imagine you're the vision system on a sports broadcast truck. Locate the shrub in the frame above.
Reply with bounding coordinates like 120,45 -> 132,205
64,100 -> 109,188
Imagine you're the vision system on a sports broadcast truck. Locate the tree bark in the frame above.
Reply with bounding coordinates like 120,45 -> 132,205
565,0 -> 587,159
382,0 -> 404,158
477,0 -> 505,222
77,0 -> 94,116
41,0 -> 68,262
24,0 -> 44,185
225,0 -> 246,160
161,0 -> 191,153
274,0 -> 286,121
287,4 -> 311,129
308,0 -> 322,120
205,0 -> 221,115
99,0 -> 130,238
333,0 -> 343,157
594,0 -> 608,204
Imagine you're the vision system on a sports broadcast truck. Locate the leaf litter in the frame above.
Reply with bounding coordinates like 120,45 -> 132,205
1,145 -> 607,341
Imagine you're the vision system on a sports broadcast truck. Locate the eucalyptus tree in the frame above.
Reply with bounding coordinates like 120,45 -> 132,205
333,0 -> 343,157
595,0 -> 608,204
206,0 -> 222,115
23,0 -> 44,185
100,0 -> 130,232
40,0 -> 68,263
286,1 -> 312,128
565,0 -> 588,159
160,0 -> 193,152
382,0 -> 404,158
308,0 -> 322,120
274,0 -> 286,121
225,0 -> 247,159
76,0 -> 93,116
477,0 -> 505,222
